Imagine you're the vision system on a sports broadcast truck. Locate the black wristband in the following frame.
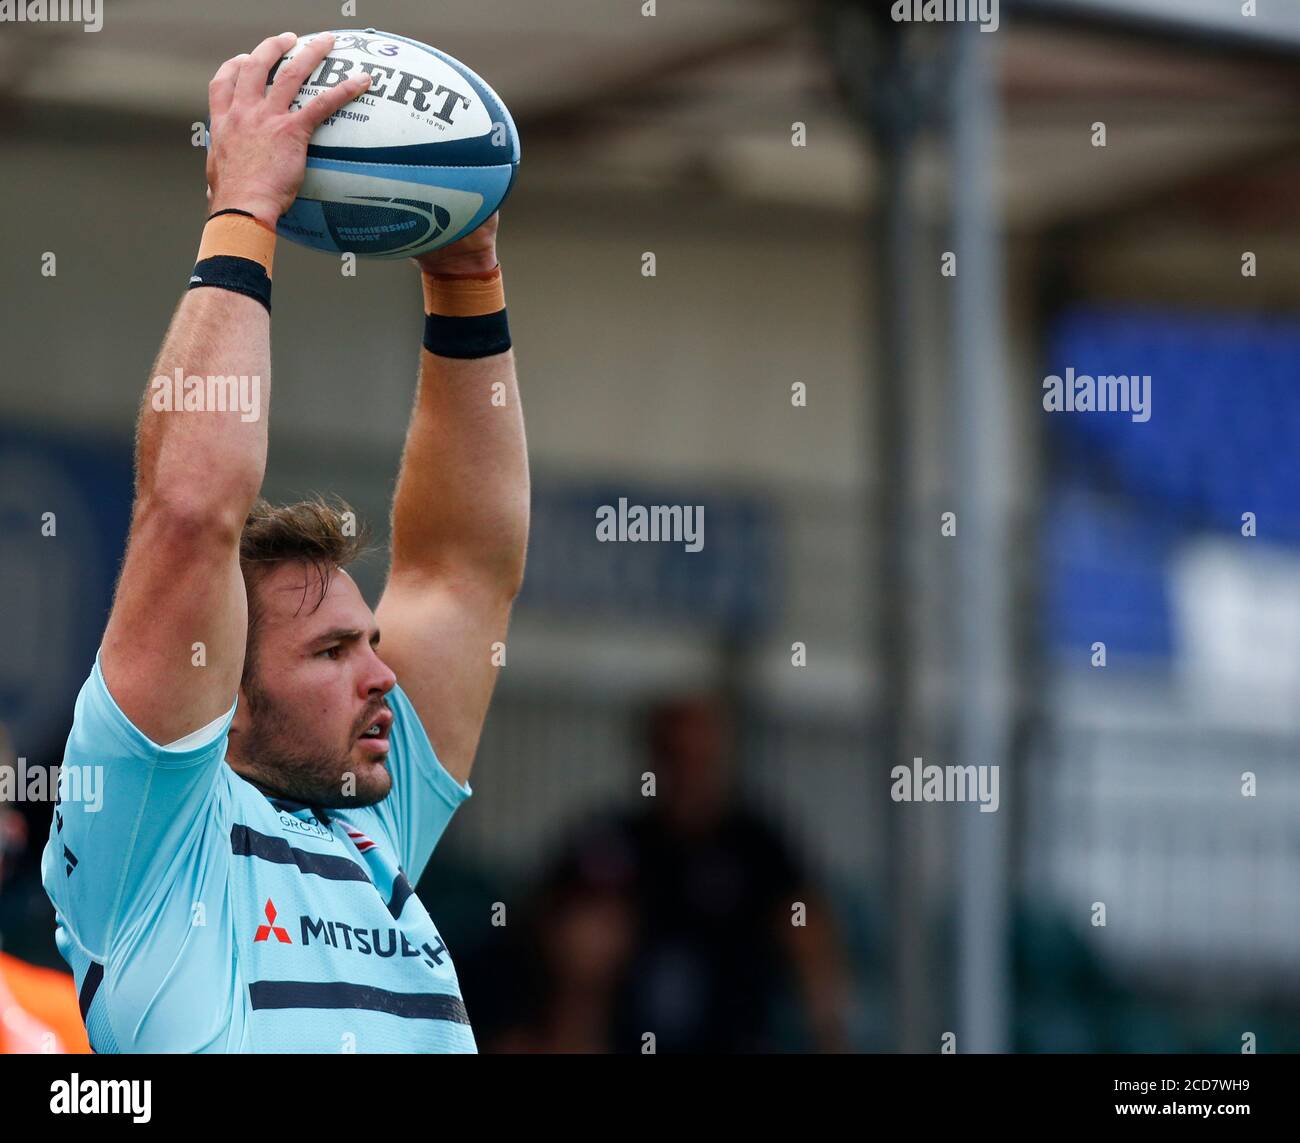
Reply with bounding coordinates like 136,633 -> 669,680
188,255 -> 272,313
422,310 -> 512,359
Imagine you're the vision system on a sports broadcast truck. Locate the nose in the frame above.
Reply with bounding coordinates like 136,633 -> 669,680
360,645 -> 397,700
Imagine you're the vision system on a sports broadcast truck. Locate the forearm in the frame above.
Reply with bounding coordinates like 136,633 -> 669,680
130,28 -> 365,527
390,342 -> 529,590
135,284 -> 270,526
103,236 -> 273,741
389,255 -> 529,592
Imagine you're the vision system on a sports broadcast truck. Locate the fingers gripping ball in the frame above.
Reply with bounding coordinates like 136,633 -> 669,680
267,29 -> 520,259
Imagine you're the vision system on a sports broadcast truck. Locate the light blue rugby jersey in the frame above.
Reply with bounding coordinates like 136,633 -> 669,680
40,653 -> 476,1053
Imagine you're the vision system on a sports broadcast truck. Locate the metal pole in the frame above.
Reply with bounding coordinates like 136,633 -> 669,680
873,86 -> 929,1054
862,17 -> 951,1054
824,1 -> 947,1053
951,19 -> 1012,1054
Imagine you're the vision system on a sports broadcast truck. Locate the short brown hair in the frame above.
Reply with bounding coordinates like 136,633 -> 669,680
239,496 -> 370,686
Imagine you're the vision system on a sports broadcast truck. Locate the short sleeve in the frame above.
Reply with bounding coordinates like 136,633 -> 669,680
40,651 -> 236,959
369,681 -> 471,882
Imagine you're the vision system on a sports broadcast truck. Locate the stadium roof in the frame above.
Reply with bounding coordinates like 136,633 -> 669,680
2,0 -> 1299,228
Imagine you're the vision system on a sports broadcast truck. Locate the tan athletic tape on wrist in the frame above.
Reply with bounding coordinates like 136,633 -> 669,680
421,266 -> 505,317
196,213 -> 277,277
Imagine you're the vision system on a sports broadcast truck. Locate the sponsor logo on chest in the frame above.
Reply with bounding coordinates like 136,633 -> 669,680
276,810 -> 334,842
251,898 -> 447,970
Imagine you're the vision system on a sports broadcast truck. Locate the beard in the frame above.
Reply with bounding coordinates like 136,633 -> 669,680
233,681 -> 392,809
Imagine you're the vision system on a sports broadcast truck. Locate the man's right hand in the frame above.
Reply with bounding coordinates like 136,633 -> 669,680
206,31 -> 372,228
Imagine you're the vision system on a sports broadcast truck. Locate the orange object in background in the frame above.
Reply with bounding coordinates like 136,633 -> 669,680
0,950 -> 91,1053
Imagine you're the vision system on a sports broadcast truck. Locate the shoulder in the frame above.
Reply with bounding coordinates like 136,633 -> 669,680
387,681 -> 473,808
68,650 -> 237,765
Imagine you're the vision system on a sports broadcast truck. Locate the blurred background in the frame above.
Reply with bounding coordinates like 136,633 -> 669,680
2,0 -> 1300,1052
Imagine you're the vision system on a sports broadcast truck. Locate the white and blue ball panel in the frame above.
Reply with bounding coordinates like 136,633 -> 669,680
271,29 -> 520,258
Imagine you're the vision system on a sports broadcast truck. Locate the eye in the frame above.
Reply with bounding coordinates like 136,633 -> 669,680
316,645 -> 342,660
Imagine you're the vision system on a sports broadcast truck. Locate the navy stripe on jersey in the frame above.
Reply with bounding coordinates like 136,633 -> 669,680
248,980 -> 470,1023
78,960 -> 104,1019
387,871 -> 415,919
230,824 -> 369,883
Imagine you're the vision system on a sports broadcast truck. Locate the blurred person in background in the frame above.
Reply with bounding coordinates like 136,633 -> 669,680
617,694 -> 853,1051
0,727 -> 90,1053
492,833 -> 639,1053
501,694 -> 854,1053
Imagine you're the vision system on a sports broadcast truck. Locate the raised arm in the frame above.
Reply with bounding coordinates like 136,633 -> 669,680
374,216 -> 530,786
101,32 -> 371,742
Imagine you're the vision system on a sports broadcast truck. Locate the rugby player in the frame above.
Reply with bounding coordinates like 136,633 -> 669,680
39,32 -> 528,1052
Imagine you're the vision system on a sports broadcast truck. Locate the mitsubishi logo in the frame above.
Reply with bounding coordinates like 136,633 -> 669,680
254,899 -> 292,944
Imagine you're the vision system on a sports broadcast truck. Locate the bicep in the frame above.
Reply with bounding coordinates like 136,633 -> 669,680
374,573 -> 513,786
101,502 -> 247,745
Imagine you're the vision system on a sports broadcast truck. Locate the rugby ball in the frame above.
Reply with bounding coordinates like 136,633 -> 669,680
268,29 -> 519,259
